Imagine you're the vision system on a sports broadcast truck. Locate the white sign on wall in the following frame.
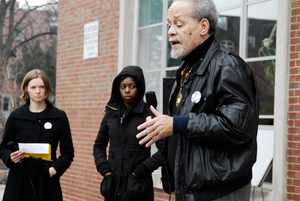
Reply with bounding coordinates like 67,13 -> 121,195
83,21 -> 98,59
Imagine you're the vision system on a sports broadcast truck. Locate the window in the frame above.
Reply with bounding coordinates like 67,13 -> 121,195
8,63 -> 16,80
214,0 -> 277,122
3,97 -> 9,111
49,16 -> 58,40
49,26 -> 57,40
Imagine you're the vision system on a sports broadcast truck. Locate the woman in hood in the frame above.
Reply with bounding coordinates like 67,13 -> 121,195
93,65 -> 162,201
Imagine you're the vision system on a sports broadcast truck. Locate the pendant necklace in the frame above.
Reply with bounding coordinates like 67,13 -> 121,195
176,58 -> 203,108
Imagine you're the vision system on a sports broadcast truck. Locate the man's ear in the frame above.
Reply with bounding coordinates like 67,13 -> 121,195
199,18 -> 210,36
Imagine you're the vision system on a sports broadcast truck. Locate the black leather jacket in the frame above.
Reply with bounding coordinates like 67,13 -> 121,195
162,39 -> 259,201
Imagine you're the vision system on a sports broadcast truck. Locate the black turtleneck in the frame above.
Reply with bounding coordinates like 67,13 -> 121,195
167,35 -> 215,178
182,34 -> 215,69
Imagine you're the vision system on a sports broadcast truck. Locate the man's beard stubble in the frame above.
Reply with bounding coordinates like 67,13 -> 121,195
170,44 -> 190,60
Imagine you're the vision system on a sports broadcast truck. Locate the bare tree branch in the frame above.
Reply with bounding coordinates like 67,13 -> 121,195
12,31 -> 57,52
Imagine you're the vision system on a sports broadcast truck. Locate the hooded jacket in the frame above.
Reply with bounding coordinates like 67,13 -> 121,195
93,66 -> 162,201
0,100 -> 74,201
161,39 -> 259,201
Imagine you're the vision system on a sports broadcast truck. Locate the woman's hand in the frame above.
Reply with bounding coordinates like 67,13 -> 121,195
104,172 -> 111,176
49,167 -> 57,177
10,150 -> 25,163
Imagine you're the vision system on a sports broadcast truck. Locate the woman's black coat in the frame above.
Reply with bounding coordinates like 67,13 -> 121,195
93,66 -> 162,201
0,100 -> 74,201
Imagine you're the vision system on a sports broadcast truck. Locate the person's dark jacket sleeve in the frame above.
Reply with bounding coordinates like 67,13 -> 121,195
133,140 -> 163,178
93,113 -> 112,176
0,113 -> 17,168
51,111 -> 74,177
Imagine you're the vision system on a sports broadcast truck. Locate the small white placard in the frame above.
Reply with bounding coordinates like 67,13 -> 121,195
83,21 -> 99,59
18,143 -> 49,154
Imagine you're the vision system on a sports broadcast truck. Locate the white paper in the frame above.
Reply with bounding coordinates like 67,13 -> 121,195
18,143 -> 49,154
83,21 -> 98,59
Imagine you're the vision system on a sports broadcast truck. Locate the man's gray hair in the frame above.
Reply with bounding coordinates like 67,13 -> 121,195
173,0 -> 219,35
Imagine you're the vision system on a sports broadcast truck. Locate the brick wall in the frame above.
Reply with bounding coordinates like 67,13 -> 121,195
56,0 -> 174,200
56,0 -> 119,200
289,1 -> 300,200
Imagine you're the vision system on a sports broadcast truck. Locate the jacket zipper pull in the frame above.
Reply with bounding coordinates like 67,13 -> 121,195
120,111 -> 126,124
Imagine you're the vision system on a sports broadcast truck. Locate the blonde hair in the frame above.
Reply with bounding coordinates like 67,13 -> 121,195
20,69 -> 52,101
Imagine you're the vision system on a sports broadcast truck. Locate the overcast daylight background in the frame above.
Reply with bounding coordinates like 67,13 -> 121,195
17,0 -> 54,7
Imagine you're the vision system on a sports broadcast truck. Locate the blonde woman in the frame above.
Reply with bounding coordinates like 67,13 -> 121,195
0,69 -> 74,201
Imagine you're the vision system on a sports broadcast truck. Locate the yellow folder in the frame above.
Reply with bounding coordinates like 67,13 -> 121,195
22,144 -> 51,161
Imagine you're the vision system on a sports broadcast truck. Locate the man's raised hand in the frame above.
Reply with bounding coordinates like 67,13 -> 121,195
137,106 -> 173,147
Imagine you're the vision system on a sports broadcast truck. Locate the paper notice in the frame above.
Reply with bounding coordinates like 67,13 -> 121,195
18,143 -> 49,154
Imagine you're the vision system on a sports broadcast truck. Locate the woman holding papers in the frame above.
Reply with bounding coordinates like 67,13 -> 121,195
93,65 -> 162,201
0,69 -> 74,201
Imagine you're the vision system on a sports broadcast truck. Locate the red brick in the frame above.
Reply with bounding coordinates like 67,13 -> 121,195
291,52 -> 299,59
293,193 -> 300,201
291,105 -> 296,112
288,156 -> 297,163
290,98 -> 298,104
289,127 -> 298,133
291,68 -> 299,74
287,193 -> 292,200
292,23 -> 300,31
288,185 -> 296,192
292,16 -> 297,23
290,83 -> 299,89
294,179 -> 300,186
291,90 -> 295,96
292,2 -> 298,9
295,164 -> 300,171
292,8 -> 300,16
292,38 -> 300,45
291,60 -> 296,67
294,134 -> 300,141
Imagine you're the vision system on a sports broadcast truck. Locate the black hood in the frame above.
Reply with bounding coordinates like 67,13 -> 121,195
107,65 -> 145,108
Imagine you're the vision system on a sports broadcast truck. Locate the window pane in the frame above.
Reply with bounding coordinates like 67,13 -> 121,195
138,26 -> 162,70
3,97 -> 9,111
139,0 -> 163,27
168,0 -> 173,8
144,71 -> 161,111
247,60 -> 275,115
215,8 -> 241,55
213,0 -> 241,10
246,0 -> 277,58
166,0 -> 182,67
166,70 -> 176,78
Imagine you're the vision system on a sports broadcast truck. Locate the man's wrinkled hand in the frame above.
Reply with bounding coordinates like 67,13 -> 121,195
137,106 -> 173,147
